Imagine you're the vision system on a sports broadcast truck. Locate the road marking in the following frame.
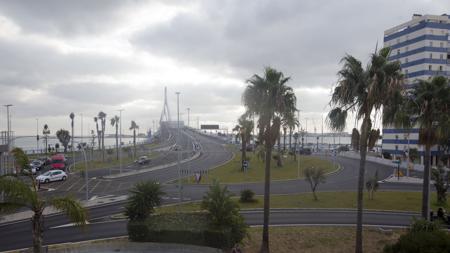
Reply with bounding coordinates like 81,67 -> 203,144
89,180 -> 102,193
66,178 -> 82,191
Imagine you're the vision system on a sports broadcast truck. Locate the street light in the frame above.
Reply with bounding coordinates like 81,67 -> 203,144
118,109 -> 124,174
175,92 -> 182,202
4,104 -> 12,151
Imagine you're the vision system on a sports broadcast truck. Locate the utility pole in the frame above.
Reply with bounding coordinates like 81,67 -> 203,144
4,105 -> 12,152
81,113 -> 83,144
187,108 -> 190,128
176,92 -> 182,202
118,109 -> 124,174
36,118 -> 39,152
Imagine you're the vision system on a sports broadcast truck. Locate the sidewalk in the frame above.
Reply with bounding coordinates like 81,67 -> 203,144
381,175 -> 427,184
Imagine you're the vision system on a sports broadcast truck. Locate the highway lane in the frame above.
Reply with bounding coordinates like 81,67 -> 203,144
0,209 -> 419,252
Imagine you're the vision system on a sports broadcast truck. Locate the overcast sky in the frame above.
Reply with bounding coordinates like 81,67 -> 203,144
0,0 -> 448,136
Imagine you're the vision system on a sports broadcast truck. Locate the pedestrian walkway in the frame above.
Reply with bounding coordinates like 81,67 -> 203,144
381,175 -> 426,184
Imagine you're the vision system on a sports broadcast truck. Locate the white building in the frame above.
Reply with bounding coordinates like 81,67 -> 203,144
382,14 -> 450,165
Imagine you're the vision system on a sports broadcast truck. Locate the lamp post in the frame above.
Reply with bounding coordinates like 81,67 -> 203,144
118,109 -> 124,174
36,118 -> 39,152
187,108 -> 190,128
4,104 -> 12,152
176,92 -> 182,202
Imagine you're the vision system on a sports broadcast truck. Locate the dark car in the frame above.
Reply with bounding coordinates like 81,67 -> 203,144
299,148 -> 312,155
135,156 -> 151,165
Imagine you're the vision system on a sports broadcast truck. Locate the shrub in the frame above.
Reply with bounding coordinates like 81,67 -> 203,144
125,181 -> 164,221
239,189 -> 256,203
127,221 -> 150,242
384,219 -> 450,253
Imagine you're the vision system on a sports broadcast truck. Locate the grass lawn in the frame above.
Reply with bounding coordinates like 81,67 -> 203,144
242,226 -> 402,253
179,148 -> 338,184
71,151 -> 160,171
157,191 -> 450,213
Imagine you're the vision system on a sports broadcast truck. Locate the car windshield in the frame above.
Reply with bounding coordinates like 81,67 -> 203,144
52,159 -> 64,164
42,171 -> 52,176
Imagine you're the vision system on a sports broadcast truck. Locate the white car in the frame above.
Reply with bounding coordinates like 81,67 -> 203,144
36,170 -> 67,183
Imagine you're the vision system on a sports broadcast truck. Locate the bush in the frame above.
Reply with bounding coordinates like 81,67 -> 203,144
125,181 -> 164,221
384,219 -> 450,253
239,189 -> 256,203
127,221 -> 150,242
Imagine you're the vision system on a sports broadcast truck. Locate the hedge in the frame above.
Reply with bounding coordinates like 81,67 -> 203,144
127,213 -> 236,248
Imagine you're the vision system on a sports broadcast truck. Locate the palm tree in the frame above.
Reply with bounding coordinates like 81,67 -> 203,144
0,149 -> 87,253
293,132 -> 299,161
94,117 -> 101,152
282,126 -> 287,152
111,115 -> 120,160
283,112 -> 299,156
242,67 -> 296,252
56,129 -> 71,153
97,111 -> 107,161
234,115 -> 254,171
69,112 -> 75,151
392,76 -> 450,219
42,124 -> 50,154
327,47 -> 403,253
129,120 -> 139,158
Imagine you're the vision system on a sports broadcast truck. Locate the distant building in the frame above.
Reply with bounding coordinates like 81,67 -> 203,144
382,14 -> 450,164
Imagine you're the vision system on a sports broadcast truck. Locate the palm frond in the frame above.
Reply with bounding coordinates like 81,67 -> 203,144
326,108 -> 347,132
50,197 -> 87,226
0,176 -> 36,211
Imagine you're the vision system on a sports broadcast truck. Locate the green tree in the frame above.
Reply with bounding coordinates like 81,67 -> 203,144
293,132 -> 299,161
125,181 -> 164,221
393,76 -> 450,219
431,165 -> 449,206
42,124 -> 50,154
97,111 -> 107,161
129,120 -> 139,158
94,117 -> 101,151
111,115 -> 120,160
201,181 -> 247,245
69,112 -> 75,152
304,167 -> 326,201
1,149 -> 87,253
327,47 -> 403,253
283,112 -> 299,155
242,67 -> 297,252
56,129 -> 71,153
365,170 -> 379,200
233,114 -> 254,171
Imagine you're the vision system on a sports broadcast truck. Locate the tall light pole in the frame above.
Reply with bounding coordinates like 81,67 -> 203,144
187,108 -> 190,128
36,118 -> 39,152
175,92 -> 182,202
297,108 -> 300,178
118,109 -> 124,174
4,105 -> 12,151
81,113 -> 83,144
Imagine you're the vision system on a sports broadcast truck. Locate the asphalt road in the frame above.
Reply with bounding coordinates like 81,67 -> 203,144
0,128 -> 427,252
0,208 -> 420,252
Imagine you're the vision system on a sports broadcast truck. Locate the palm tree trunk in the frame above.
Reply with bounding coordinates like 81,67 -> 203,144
422,141 -> 431,219
261,143 -> 272,253
32,212 -> 43,253
102,121 -> 105,162
293,138 -> 297,161
283,128 -> 287,152
289,128 -> 292,152
241,133 -> 247,171
355,117 -> 370,253
133,129 -> 136,158
71,121 -> 74,152
115,124 -> 119,160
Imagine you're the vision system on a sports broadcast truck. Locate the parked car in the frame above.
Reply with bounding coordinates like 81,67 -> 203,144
29,160 -> 44,171
50,154 -> 66,170
22,167 -> 37,175
135,156 -> 150,165
299,148 -> 312,155
36,170 -> 67,183
38,157 -> 52,166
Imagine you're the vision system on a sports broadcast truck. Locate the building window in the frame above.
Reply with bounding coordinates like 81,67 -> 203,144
430,53 -> 433,59
406,46 -> 409,51
440,42 -> 444,47
441,54 -> 444,59
405,57 -> 408,63
430,41 -> 433,47
405,69 -> 408,75
439,66 -> 443,71
397,49 -> 400,55
429,65 -> 432,71
395,145 -> 399,151
395,135 -> 399,140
